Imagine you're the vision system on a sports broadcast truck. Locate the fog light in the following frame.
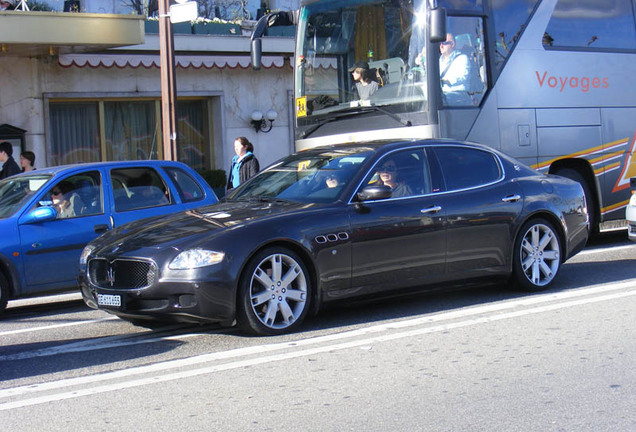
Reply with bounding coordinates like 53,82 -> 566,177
177,294 -> 197,308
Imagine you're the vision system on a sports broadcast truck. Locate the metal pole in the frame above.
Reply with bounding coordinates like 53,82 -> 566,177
158,0 -> 177,161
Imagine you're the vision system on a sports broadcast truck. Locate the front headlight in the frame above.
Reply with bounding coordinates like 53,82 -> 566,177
169,248 -> 225,270
79,244 -> 96,267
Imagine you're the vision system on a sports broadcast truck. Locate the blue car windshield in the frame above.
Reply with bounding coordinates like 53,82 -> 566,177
0,174 -> 51,218
228,147 -> 374,203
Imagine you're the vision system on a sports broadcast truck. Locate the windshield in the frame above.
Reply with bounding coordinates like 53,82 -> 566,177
0,174 -> 51,219
295,0 -> 429,119
227,147 -> 374,203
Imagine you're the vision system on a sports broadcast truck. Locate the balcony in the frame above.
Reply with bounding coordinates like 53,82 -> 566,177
0,10 -> 144,57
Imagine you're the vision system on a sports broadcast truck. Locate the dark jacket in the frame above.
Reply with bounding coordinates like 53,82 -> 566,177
0,156 -> 21,180
227,153 -> 260,190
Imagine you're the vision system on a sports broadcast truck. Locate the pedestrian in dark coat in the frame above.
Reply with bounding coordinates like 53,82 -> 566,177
227,137 -> 260,190
0,141 -> 22,180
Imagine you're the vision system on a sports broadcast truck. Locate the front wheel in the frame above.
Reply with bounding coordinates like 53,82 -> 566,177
511,218 -> 562,291
238,247 -> 311,336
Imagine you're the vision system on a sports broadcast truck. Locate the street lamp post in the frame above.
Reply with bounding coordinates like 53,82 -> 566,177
158,0 -> 177,161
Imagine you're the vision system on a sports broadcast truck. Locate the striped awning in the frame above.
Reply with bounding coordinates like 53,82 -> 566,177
58,54 -> 289,70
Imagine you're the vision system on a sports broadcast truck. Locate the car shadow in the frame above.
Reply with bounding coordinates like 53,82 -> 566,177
300,257 -> 636,335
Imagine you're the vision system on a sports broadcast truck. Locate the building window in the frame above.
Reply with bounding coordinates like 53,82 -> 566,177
105,101 -> 159,162
49,98 -> 211,170
49,102 -> 101,166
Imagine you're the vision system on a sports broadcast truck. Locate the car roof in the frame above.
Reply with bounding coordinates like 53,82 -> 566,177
301,138 -> 497,155
13,160 -> 192,176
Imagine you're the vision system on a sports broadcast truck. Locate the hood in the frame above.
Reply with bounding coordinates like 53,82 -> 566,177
92,198 -> 310,253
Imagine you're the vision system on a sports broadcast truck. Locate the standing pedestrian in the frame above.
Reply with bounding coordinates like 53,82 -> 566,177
20,150 -> 36,172
227,137 -> 260,190
0,141 -> 21,180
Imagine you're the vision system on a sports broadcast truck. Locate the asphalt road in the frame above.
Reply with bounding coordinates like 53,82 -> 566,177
1,232 -> 635,431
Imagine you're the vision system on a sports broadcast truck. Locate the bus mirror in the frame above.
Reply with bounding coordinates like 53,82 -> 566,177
251,39 -> 262,71
429,8 -> 447,43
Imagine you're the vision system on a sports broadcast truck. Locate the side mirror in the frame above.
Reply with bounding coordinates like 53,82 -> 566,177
251,11 -> 297,71
356,185 -> 393,202
251,38 -> 262,71
21,206 -> 57,224
429,8 -> 447,43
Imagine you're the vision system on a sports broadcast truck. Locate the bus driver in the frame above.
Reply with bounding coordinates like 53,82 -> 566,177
439,33 -> 471,106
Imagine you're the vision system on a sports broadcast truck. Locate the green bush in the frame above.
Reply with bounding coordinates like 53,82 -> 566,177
197,168 -> 227,189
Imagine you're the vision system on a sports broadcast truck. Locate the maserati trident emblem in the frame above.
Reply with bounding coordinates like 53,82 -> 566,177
106,267 -> 115,287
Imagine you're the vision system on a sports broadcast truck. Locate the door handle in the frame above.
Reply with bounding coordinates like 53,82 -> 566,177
420,205 -> 442,214
502,194 -> 521,202
94,224 -> 109,234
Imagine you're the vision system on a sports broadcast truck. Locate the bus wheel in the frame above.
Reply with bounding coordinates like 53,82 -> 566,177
554,168 -> 596,234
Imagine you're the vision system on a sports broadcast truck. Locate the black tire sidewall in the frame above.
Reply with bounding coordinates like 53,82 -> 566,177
512,218 -> 561,292
237,247 -> 311,336
0,272 -> 9,312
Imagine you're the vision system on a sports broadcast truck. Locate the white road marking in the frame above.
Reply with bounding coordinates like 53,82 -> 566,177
577,244 -> 635,256
1,279 -> 635,411
0,316 -> 119,337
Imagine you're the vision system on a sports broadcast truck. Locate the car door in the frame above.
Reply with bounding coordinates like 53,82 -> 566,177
347,148 -> 447,295
19,169 -> 111,291
108,166 -> 179,227
430,145 -> 524,277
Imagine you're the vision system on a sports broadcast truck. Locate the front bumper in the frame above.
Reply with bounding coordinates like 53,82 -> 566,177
627,204 -> 636,242
78,270 -> 236,325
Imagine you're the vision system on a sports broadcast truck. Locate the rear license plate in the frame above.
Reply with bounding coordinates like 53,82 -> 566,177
97,293 -> 121,308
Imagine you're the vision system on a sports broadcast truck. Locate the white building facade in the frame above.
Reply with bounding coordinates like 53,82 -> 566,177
0,3 -> 298,180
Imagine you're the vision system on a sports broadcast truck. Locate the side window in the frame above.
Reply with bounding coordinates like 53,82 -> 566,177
362,149 -> 431,199
440,16 -> 488,106
433,146 -> 501,191
44,171 -> 103,219
164,167 -> 205,203
491,0 -> 539,75
544,0 -> 636,50
111,167 -> 171,212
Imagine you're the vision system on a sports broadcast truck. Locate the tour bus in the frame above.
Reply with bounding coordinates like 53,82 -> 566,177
251,0 -> 636,233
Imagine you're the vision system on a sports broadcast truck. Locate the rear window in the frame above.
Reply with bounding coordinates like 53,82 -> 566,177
164,167 -> 206,203
433,146 -> 502,191
111,167 -> 171,212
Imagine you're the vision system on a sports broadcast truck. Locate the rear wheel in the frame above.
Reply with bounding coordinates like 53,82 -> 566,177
0,272 -> 9,313
512,218 -> 562,291
238,247 -> 311,336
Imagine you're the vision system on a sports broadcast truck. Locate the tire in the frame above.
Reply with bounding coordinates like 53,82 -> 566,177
511,218 -> 562,292
554,168 -> 596,234
238,247 -> 311,336
0,272 -> 9,313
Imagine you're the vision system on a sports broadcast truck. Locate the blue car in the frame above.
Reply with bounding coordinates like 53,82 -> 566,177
0,160 -> 218,312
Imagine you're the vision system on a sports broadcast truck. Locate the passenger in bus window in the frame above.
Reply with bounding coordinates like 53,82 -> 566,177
349,61 -> 379,101
439,33 -> 472,106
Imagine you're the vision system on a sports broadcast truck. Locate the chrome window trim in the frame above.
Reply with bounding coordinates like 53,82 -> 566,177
347,144 -> 507,205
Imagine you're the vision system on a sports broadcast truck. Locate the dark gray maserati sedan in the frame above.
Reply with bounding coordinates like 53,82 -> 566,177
79,140 -> 589,335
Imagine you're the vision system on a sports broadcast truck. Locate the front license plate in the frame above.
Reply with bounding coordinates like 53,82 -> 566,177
97,293 -> 121,308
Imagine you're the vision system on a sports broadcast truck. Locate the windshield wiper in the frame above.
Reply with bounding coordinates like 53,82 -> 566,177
300,106 -> 412,139
250,196 -> 294,204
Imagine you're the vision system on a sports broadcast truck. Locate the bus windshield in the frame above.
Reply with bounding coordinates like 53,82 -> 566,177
295,0 -> 430,121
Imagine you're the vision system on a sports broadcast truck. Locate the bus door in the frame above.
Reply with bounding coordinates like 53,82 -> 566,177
436,16 -> 489,141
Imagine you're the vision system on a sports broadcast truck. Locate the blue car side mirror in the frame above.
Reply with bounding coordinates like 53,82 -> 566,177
21,206 -> 58,224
